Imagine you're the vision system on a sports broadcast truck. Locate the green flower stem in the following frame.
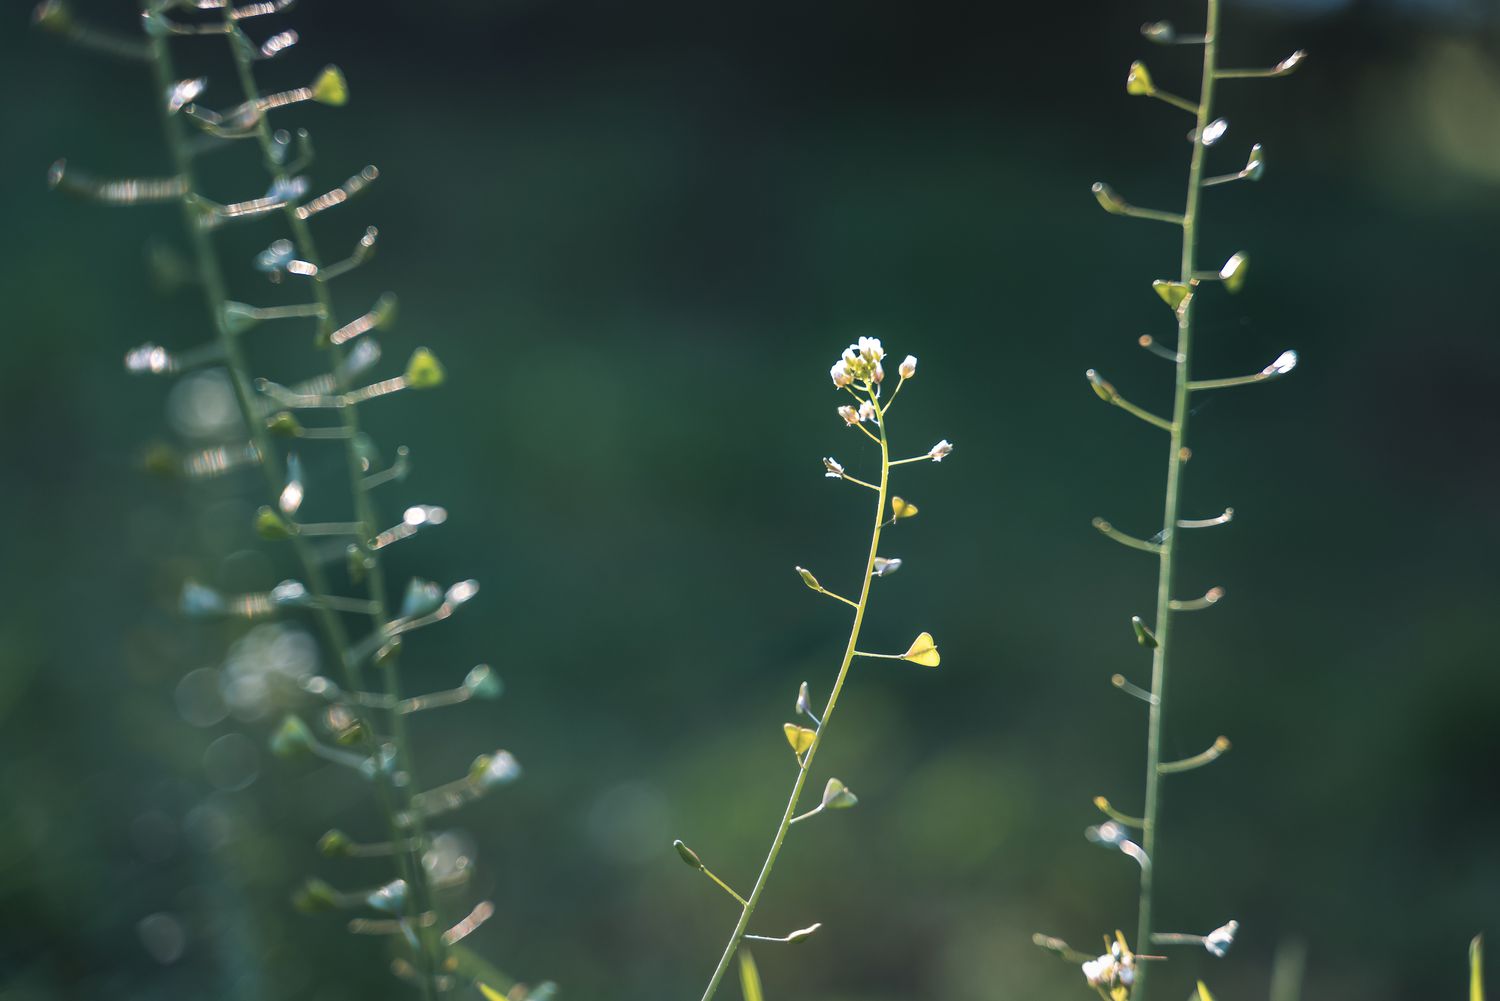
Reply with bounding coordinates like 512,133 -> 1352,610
697,388 -> 891,1001
1133,2 -> 1219,998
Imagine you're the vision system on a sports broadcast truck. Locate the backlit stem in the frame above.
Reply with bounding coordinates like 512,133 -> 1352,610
1133,3 -> 1219,998
697,388 -> 891,1001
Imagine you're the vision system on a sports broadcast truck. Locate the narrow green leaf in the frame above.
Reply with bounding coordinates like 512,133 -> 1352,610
738,949 -> 765,1001
1474,935 -> 1486,1001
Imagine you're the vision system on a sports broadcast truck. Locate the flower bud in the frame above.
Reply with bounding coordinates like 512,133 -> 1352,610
365,879 -> 407,914
830,361 -> 852,388
899,355 -> 917,379
673,839 -> 702,868
822,456 -> 845,478
1126,60 -> 1155,97
871,361 -> 884,383
1219,252 -> 1249,293
1203,920 -> 1239,958
318,829 -> 353,857
857,400 -> 876,422
928,439 -> 953,462
837,405 -> 859,426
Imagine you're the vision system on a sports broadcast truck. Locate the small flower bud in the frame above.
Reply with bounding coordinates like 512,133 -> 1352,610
857,400 -> 876,422
365,879 -> 407,914
1126,60 -> 1155,97
928,439 -> 953,462
899,355 -> 917,379
1219,251 -> 1249,293
871,361 -> 884,383
673,839 -> 703,868
1262,349 -> 1298,377
830,361 -> 852,388
1203,920 -> 1239,958
838,405 -> 859,426
318,829 -> 354,857
872,557 -> 902,577
822,456 -> 845,478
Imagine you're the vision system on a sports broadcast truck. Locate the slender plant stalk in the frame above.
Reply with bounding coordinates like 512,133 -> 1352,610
698,400 -> 890,1001
679,345 -> 946,1000
140,26 -> 445,1001
1133,5 -> 1219,996
210,12 -> 446,987
1042,4 -> 1303,998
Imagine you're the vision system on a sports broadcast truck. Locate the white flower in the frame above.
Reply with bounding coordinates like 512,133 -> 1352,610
822,457 -> 845,478
1082,940 -> 1136,992
871,361 -> 884,383
928,439 -> 953,462
830,361 -> 853,388
1081,956 -> 1115,988
857,336 -> 884,361
872,557 -> 902,576
1203,920 -> 1239,958
899,354 -> 917,379
1262,349 -> 1298,377
838,405 -> 860,426
857,400 -> 876,422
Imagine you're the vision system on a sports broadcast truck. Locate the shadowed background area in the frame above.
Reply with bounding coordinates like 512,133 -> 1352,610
1,0 -> 1498,999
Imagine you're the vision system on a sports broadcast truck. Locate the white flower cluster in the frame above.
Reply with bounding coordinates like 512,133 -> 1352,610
829,336 -> 887,388
830,337 -> 920,389
1081,937 -> 1136,998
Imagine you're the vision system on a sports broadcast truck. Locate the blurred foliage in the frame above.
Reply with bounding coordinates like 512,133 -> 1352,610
1,1 -> 1498,1000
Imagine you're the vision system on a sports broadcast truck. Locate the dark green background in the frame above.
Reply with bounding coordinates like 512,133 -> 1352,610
2,1 -> 1498,999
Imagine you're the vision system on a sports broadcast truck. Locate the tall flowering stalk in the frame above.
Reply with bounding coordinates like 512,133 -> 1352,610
1035,4 -> 1303,1000
39,1 -> 547,997
674,339 -> 952,1001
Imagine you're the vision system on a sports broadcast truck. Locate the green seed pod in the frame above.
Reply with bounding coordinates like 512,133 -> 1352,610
674,839 -> 703,868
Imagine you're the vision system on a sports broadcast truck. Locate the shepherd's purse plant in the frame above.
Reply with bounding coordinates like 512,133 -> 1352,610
39,1 -> 548,997
1032,3 -> 1304,999
672,340 -> 952,1000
